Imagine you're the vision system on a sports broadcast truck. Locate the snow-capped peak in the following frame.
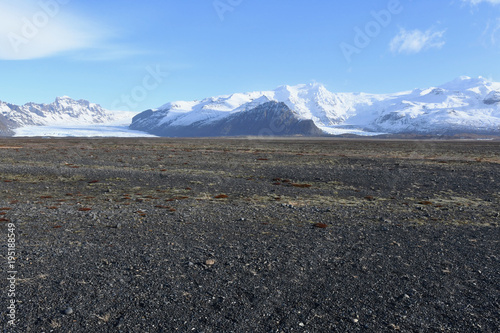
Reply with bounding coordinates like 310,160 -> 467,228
439,76 -> 498,92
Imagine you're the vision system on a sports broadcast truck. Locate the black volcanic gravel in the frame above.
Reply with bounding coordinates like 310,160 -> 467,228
0,138 -> 499,332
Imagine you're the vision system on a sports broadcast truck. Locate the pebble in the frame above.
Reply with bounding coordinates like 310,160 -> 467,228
205,259 -> 216,266
388,323 -> 400,330
62,307 -> 73,315
115,316 -> 125,328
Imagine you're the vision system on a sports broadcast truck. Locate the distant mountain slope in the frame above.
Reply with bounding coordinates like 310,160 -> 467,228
131,76 -> 500,137
0,114 -> 14,136
0,97 -> 115,130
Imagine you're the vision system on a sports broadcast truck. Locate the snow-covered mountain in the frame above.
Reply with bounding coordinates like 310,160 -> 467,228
354,76 -> 500,135
131,101 -> 323,137
0,97 -> 115,131
130,76 -> 500,136
0,96 -> 153,137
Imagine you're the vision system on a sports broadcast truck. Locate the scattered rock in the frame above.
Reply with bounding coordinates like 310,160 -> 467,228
388,323 -> 400,330
62,307 -> 73,315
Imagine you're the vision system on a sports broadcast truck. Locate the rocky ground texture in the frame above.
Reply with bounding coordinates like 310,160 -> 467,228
0,138 -> 499,332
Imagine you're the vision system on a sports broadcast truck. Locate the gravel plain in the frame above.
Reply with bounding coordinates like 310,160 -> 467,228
0,137 -> 499,332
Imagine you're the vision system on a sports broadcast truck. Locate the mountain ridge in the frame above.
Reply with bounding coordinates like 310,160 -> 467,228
130,76 -> 500,137
0,97 -> 115,133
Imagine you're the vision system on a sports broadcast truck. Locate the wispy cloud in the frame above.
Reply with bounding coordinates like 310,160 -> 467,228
481,18 -> 500,47
462,0 -> 500,5
0,0 -> 116,60
390,28 -> 446,54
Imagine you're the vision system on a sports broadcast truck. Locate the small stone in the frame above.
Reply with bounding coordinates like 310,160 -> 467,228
115,316 -> 125,328
299,322 -> 305,327
62,307 -> 73,315
352,318 -> 359,323
205,259 -> 216,266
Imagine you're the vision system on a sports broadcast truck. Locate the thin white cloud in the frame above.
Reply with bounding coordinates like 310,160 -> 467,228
463,0 -> 500,5
481,18 -> 500,46
390,28 -> 446,54
0,1 -> 112,60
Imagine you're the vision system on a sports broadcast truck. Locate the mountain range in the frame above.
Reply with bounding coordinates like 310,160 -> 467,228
0,96 -> 116,136
1,76 -> 500,137
130,76 -> 500,137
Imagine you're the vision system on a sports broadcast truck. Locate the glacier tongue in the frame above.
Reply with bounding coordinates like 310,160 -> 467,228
13,125 -> 156,138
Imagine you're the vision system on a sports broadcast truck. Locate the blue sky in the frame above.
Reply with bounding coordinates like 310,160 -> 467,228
0,0 -> 499,111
